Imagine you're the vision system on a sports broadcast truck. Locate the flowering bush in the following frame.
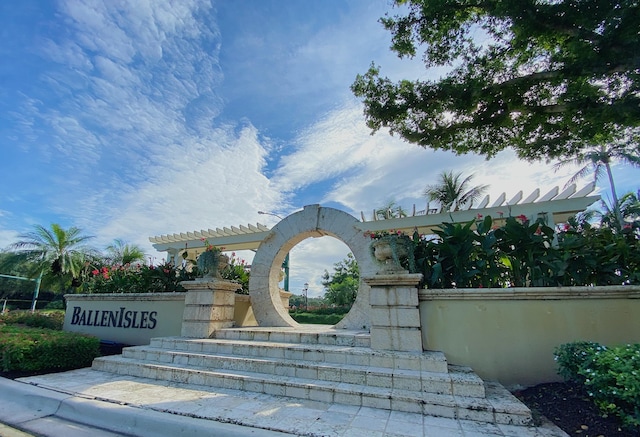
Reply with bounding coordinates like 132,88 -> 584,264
200,238 -> 223,253
219,252 -> 250,294
363,229 -> 406,239
555,341 -> 640,429
82,261 -> 195,294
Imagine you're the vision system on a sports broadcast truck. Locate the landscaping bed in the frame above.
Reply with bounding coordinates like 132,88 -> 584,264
517,382 -> 639,436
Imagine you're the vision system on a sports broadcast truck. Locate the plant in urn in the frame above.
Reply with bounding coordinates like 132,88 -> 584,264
196,238 -> 228,280
365,230 -> 416,273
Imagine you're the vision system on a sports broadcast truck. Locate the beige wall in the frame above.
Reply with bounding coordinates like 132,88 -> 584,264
419,286 -> 640,388
234,295 -> 258,327
233,291 -> 290,328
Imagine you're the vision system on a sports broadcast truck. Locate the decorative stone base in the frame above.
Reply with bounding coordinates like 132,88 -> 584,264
180,279 -> 238,338
365,273 -> 423,352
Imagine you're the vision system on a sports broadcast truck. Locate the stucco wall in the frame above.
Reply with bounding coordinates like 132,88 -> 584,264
419,286 -> 640,388
64,293 -> 187,345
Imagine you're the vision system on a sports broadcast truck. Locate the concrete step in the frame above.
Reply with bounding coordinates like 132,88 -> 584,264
147,336 -> 449,373
119,345 -> 485,397
214,326 -> 371,347
92,355 -> 531,425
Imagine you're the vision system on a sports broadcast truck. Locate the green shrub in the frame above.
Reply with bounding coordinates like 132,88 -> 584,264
289,312 -> 345,325
410,214 -> 640,289
293,306 -> 351,316
555,341 -> 640,429
0,325 -> 100,372
0,310 -> 65,330
44,300 -> 65,310
553,341 -> 601,383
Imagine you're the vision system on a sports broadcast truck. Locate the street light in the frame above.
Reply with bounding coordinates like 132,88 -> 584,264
303,282 -> 309,310
258,211 -> 290,292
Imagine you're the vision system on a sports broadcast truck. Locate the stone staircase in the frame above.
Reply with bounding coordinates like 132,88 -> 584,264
92,326 -> 532,426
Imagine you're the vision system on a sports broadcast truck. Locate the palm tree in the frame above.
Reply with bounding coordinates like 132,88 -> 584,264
423,171 -> 489,212
554,143 -> 640,227
9,224 -> 95,291
600,191 -> 640,229
105,239 -> 146,266
375,201 -> 408,220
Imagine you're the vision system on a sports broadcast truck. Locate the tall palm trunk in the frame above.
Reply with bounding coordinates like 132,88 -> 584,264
604,161 -> 623,227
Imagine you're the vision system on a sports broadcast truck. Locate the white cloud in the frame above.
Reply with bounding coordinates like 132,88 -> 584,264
0,229 -> 20,251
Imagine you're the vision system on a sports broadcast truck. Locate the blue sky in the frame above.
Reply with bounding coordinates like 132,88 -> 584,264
1,1 -> 637,297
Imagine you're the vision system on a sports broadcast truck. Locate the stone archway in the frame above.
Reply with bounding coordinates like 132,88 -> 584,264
248,204 -> 376,329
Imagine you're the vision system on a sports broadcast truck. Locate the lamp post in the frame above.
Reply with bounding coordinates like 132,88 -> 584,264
258,211 -> 290,292
303,282 -> 309,310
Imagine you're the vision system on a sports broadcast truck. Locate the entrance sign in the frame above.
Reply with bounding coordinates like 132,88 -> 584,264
64,293 -> 185,345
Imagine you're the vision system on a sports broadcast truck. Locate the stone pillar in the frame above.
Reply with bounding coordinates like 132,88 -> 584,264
181,279 -> 237,338
279,290 -> 293,309
364,273 -> 423,352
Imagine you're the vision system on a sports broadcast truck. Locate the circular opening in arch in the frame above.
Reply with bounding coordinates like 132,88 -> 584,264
248,205 -> 376,329
284,237 -> 358,324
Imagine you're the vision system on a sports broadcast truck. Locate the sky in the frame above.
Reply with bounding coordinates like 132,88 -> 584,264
1,0 -> 638,298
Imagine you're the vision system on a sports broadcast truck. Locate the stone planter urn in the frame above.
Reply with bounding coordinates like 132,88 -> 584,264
197,250 -> 229,279
371,235 -> 415,273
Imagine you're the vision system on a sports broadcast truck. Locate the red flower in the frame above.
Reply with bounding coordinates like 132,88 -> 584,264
516,214 -> 528,223
92,269 -> 99,275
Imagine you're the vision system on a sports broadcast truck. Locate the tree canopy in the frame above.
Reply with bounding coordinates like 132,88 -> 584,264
352,0 -> 640,160
321,253 -> 359,307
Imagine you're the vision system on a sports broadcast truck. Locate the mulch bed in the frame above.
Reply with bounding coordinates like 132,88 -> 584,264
516,382 -> 639,436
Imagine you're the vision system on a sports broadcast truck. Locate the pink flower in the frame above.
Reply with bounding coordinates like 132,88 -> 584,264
92,269 -> 99,275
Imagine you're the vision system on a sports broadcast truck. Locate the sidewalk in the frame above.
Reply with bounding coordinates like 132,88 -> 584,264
0,369 -> 568,437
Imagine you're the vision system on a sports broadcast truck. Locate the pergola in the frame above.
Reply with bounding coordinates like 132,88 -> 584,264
150,182 -> 600,264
